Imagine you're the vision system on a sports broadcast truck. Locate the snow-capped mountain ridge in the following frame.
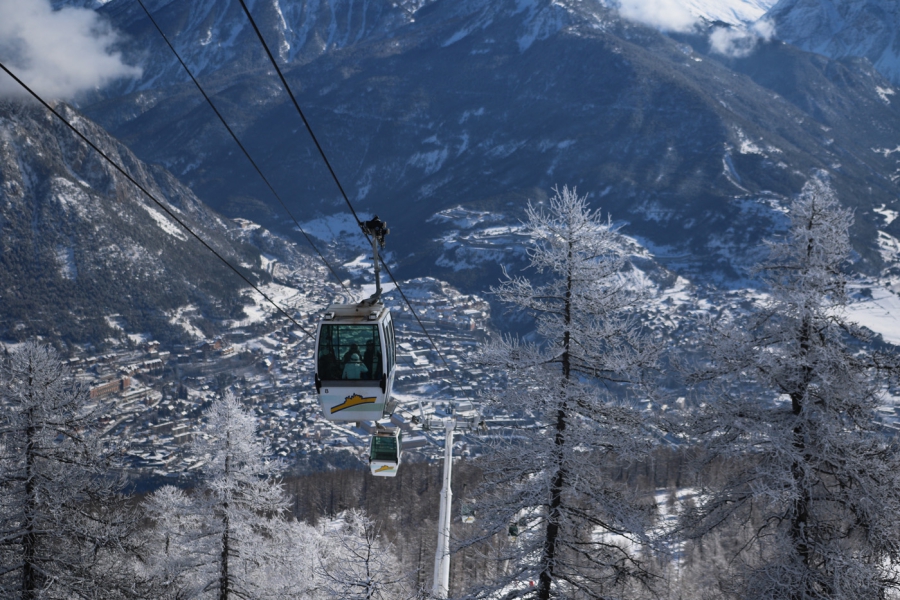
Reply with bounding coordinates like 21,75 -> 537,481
82,0 -> 420,98
40,0 -> 900,306
767,0 -> 900,85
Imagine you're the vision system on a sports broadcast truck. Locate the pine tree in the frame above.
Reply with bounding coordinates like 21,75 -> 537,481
463,186 -> 660,599
142,485 -> 203,598
681,178 -> 900,599
318,509 -> 415,600
0,341 -> 137,599
185,391 -> 291,599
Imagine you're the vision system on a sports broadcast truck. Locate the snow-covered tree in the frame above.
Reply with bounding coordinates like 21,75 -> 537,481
142,485 -> 204,598
0,342 -> 138,599
179,391 -> 291,599
681,178 -> 900,599
463,186 -> 661,599
318,509 -> 415,600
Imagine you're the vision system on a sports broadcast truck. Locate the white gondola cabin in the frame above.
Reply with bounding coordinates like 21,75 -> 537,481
314,302 -> 396,423
369,427 -> 402,477
461,503 -> 476,524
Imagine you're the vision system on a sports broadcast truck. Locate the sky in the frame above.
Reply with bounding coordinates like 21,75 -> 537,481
0,0 -> 140,100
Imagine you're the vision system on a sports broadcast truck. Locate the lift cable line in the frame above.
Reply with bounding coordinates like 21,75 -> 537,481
236,0 -> 362,225
236,0 -> 475,402
135,0 -> 349,295
139,0 -> 469,402
0,60 -> 316,342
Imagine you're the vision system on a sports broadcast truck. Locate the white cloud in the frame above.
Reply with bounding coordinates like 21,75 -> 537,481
709,19 -> 775,58
0,0 -> 141,100
616,0 -> 699,33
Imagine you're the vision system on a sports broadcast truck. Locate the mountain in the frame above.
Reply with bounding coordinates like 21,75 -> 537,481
69,0 -> 900,296
0,100 -> 272,348
766,0 -> 900,86
62,0 -> 425,98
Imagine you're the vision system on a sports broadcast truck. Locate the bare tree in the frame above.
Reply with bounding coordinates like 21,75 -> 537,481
187,391 -> 291,599
318,509 -> 415,600
0,342 -> 137,599
681,178 -> 900,600
462,186 -> 661,599
142,485 -> 204,599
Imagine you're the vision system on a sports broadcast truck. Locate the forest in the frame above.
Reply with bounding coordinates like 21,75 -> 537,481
1,180 -> 899,600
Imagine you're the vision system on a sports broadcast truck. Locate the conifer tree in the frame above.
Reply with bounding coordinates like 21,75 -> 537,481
0,342 -> 137,599
463,186 -> 660,599
318,509 -> 416,600
185,391 -> 290,599
681,178 -> 900,599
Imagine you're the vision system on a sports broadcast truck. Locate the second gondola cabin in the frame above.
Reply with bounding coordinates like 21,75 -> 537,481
369,427 -> 402,477
314,302 -> 396,423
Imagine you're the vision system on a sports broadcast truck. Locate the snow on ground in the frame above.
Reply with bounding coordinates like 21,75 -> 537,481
55,245 -> 77,280
297,212 -> 371,250
344,253 -> 374,276
139,203 -> 188,241
874,205 -> 899,226
877,230 -> 900,263
105,315 -> 124,331
617,0 -> 774,31
430,207 -> 532,271
588,487 -> 702,569
128,332 -> 150,345
359,282 -> 397,299
167,305 -> 206,339
844,285 -> 900,346
429,205 -> 505,228
682,0 -> 775,25
238,282 -> 311,325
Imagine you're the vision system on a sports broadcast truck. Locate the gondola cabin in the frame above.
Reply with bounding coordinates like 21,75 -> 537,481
314,302 -> 396,423
369,428 -> 402,477
461,504 -> 476,524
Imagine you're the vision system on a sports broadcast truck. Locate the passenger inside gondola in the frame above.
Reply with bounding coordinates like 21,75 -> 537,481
342,353 -> 369,379
363,339 -> 382,379
317,323 -> 383,381
318,346 -> 341,380
342,343 -> 361,365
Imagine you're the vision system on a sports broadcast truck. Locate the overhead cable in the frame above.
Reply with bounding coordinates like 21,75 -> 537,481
136,0 -> 350,294
0,60 -> 316,341
235,2 -> 477,401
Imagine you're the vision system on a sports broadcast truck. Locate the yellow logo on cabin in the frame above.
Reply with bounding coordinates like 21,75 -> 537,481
375,465 -> 395,473
331,393 -> 377,414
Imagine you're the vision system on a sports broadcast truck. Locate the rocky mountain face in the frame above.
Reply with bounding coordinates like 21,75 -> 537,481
69,0 -> 900,295
767,0 -> 900,86
63,0 -> 426,98
0,100 -> 270,347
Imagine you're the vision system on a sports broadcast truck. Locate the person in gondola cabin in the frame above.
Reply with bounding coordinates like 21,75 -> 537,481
343,343 -> 361,365
318,345 -> 341,380
342,353 -> 368,380
363,339 -> 381,379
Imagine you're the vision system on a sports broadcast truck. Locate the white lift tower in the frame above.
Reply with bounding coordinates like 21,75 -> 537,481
432,419 -> 455,599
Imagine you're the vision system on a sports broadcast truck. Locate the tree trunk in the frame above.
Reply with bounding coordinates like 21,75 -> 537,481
219,509 -> 230,600
220,434 -> 231,600
22,371 -> 37,600
788,316 -> 813,600
538,240 -> 574,600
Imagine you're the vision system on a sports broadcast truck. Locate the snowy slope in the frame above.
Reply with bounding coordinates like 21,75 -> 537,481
767,0 -> 900,85
683,0 -> 776,24
612,0 -> 776,31
0,102 -> 270,344
684,0 -> 777,25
